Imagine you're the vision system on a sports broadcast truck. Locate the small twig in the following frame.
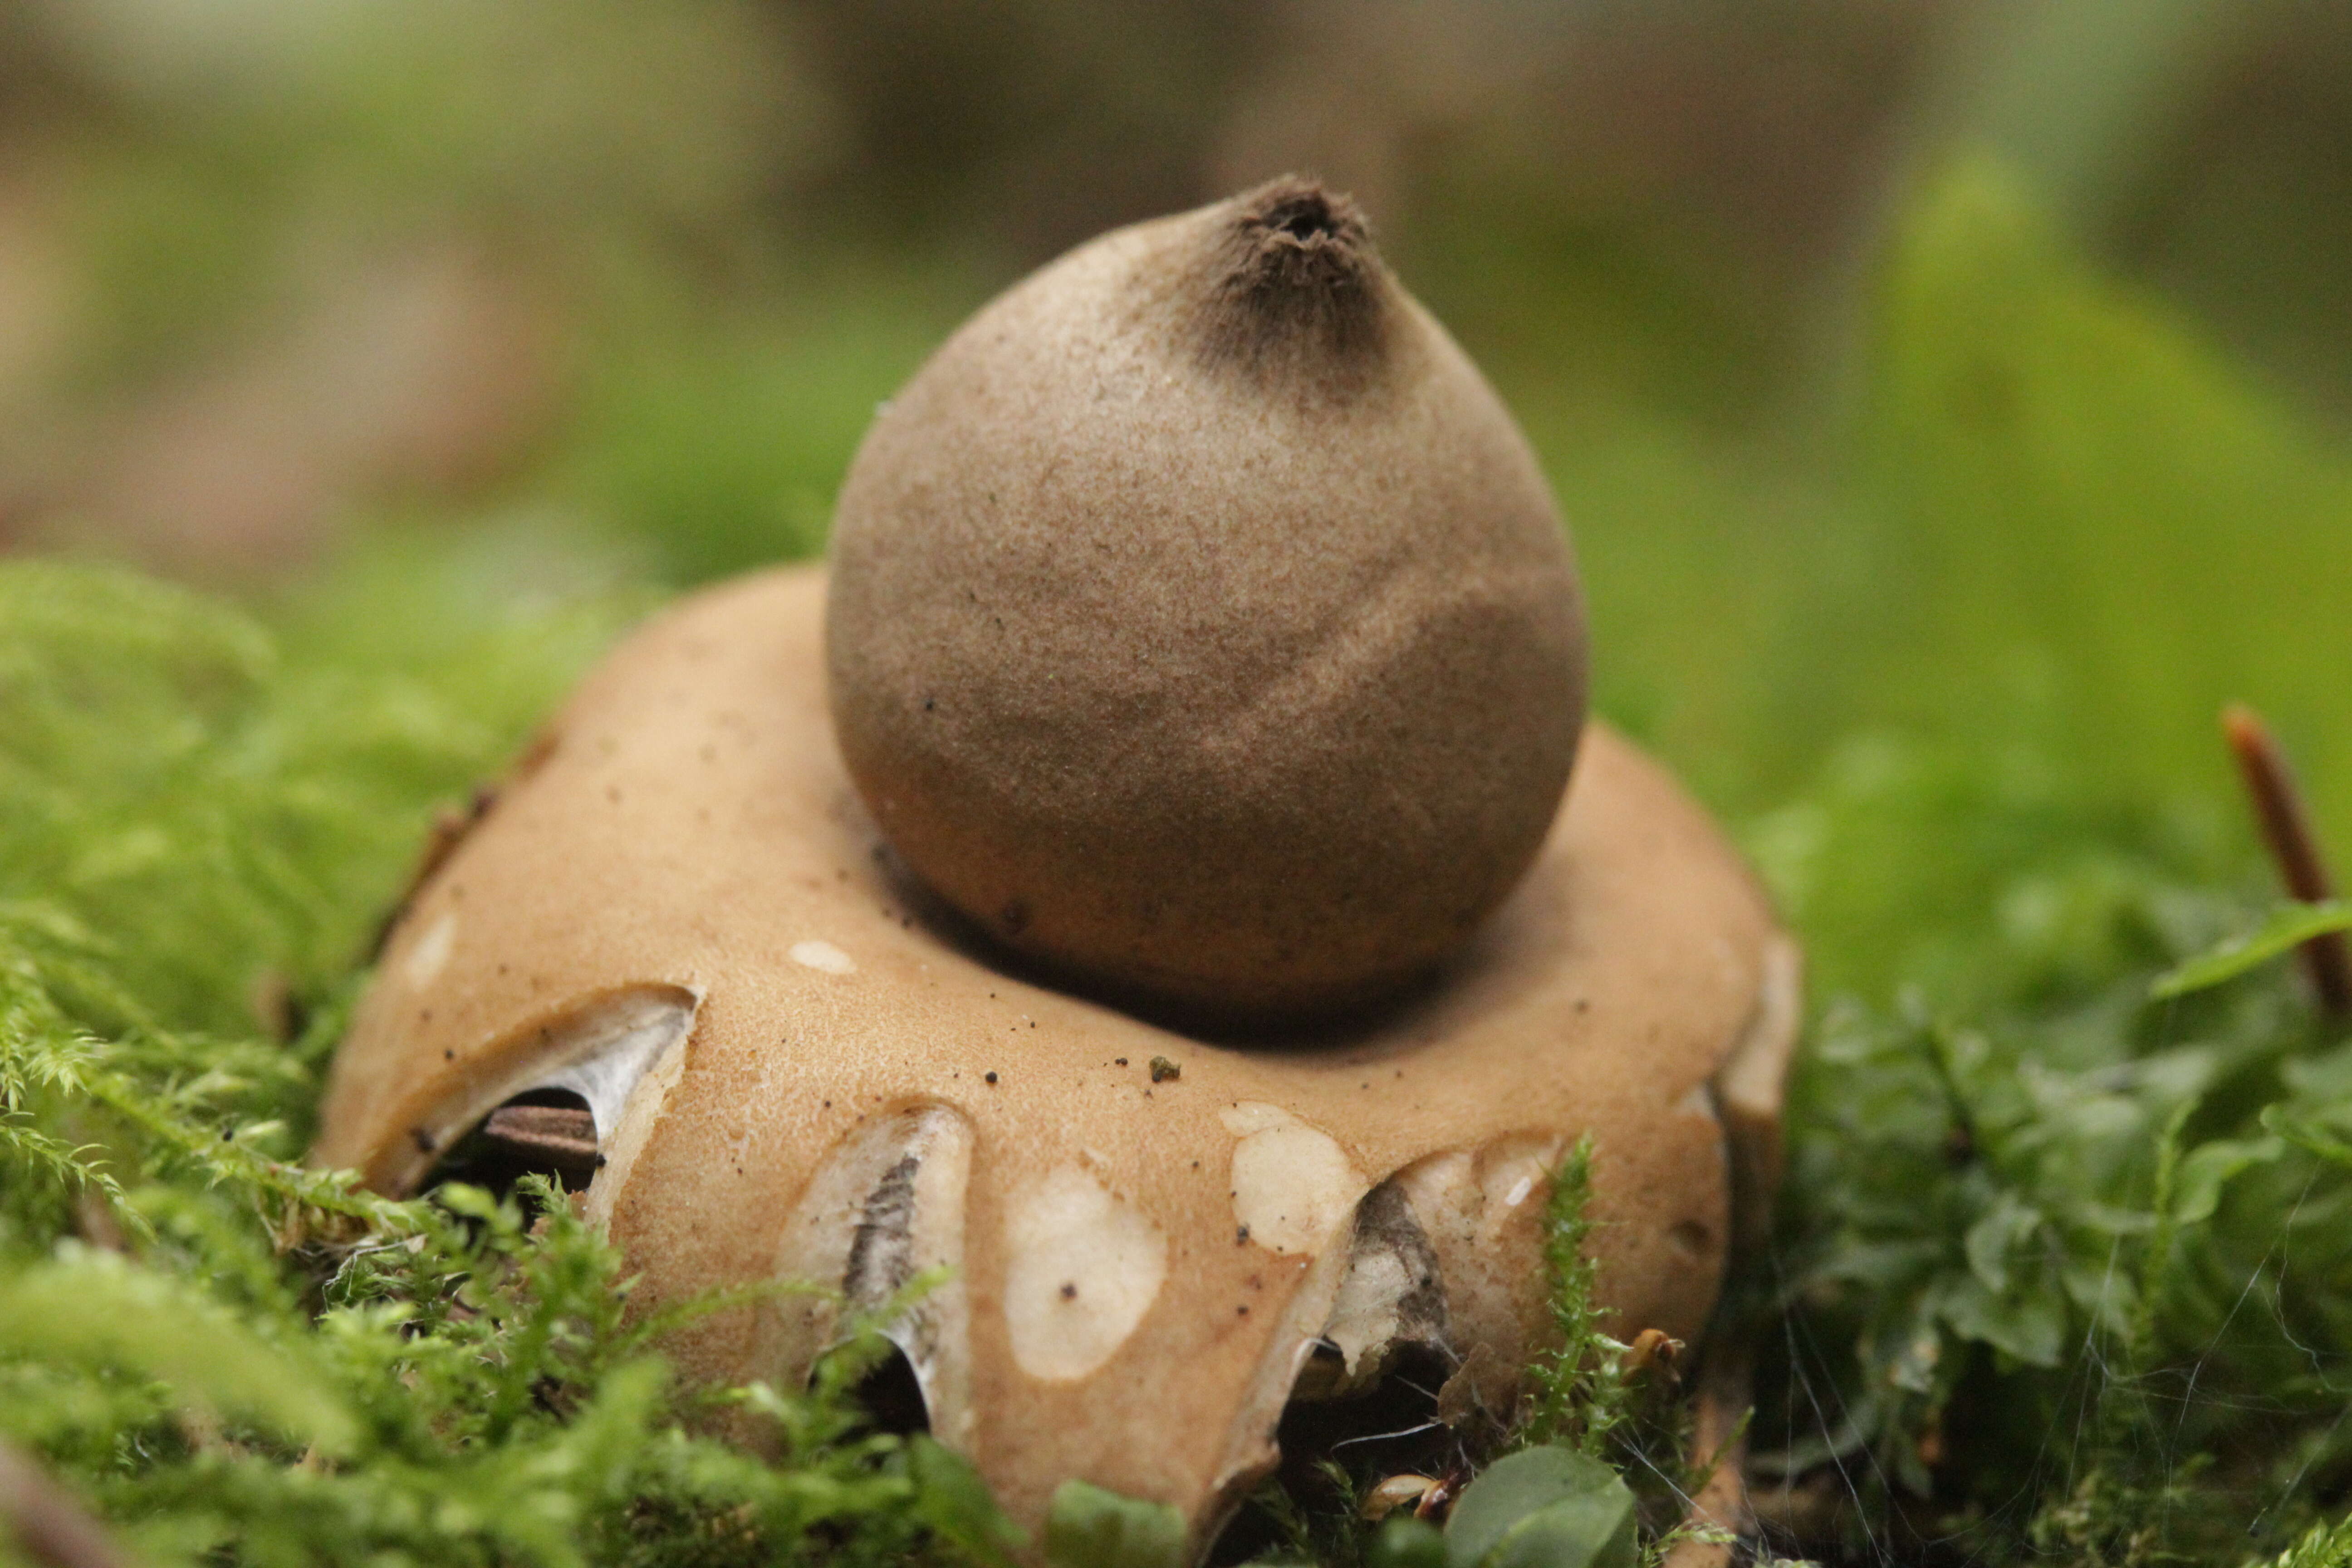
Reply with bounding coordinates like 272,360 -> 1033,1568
2223,705 -> 2352,1017
1660,1343 -> 1753,1568
477,1104 -> 602,1181
0,1440 -> 137,1568
70,1191 -> 127,1255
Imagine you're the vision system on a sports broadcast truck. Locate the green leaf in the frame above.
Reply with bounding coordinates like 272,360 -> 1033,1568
1964,1194 -> 2043,1293
2149,901 -> 2352,999
1445,1447 -> 1637,1568
1369,1516 -> 1448,1568
910,1435 -> 1025,1566
2262,1106 -> 2352,1170
1044,1479 -> 1187,1568
1939,1274 -> 2065,1368
1485,1497 -> 1640,1568
2173,1135 -> 2285,1224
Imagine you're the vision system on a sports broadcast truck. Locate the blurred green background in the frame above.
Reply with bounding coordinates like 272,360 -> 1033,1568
5,0 -> 2350,1000
10,8 -> 2352,1558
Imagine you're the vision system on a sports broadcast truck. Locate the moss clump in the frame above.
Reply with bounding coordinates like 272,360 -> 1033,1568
0,549 -> 1012,1567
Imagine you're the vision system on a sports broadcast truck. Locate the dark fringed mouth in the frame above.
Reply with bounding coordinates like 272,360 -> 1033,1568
1230,179 -> 1373,293
1202,176 -> 1387,377
1246,182 -> 1368,250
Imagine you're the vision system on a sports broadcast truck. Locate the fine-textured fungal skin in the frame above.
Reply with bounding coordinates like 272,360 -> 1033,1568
315,568 -> 1794,1563
825,176 -> 1587,1019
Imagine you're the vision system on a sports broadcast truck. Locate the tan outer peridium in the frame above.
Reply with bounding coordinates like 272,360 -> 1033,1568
315,566 -> 1794,1558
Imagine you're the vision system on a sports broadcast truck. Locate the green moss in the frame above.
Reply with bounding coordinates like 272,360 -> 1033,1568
11,156 -> 2352,1564
0,544 -> 1001,1566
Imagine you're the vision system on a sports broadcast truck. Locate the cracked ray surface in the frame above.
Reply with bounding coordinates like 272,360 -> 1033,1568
315,566 -> 1795,1563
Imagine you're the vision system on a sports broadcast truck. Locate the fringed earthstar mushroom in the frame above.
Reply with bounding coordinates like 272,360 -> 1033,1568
316,180 -> 1802,1565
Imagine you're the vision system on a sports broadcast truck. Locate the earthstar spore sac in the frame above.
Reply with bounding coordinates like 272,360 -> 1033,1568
317,179 -> 1798,1567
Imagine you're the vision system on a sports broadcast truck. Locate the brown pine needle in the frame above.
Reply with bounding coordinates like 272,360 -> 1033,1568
477,1104 -> 603,1181
2223,704 -> 2352,1017
0,1440 -> 137,1568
